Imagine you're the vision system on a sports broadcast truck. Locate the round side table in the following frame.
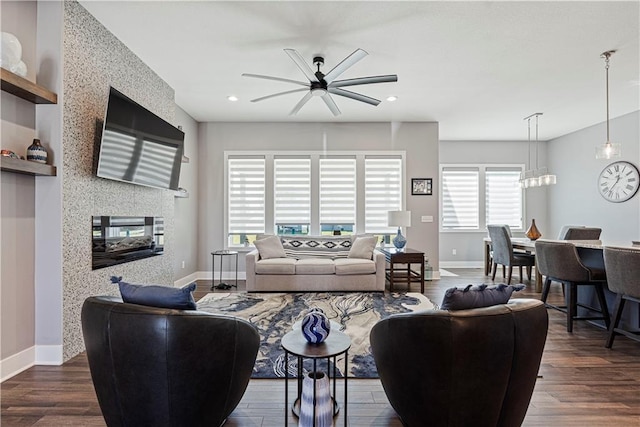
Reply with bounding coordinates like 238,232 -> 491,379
210,250 -> 238,290
281,329 -> 351,427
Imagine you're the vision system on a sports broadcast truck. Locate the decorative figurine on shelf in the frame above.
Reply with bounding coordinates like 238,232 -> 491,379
1,149 -> 19,159
27,139 -> 47,164
301,308 -> 331,344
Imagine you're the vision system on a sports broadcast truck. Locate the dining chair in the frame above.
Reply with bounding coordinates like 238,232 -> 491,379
562,227 -> 602,240
488,224 -> 512,278
535,240 -> 610,333
557,225 -> 584,239
603,246 -> 640,348
487,224 -> 535,285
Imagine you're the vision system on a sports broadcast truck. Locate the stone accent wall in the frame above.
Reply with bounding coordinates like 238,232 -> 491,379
61,1 -> 176,360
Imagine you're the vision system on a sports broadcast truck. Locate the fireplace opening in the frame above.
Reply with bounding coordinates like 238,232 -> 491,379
92,216 -> 164,270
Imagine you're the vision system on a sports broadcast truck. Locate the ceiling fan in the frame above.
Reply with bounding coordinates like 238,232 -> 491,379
242,48 -> 398,116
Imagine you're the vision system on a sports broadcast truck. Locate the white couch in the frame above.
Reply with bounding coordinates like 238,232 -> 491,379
245,235 -> 386,292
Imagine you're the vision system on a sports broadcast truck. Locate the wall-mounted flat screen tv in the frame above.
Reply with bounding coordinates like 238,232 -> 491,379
95,87 -> 184,190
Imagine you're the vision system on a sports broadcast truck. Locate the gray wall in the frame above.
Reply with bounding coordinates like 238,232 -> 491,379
197,121 -> 440,275
173,106 -> 199,279
438,140 -> 549,266
547,111 -> 640,242
1,0 -> 38,363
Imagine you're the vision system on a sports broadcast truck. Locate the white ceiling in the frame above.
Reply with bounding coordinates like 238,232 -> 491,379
79,1 -> 640,141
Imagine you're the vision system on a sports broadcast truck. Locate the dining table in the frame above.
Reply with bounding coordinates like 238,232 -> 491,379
482,238 -> 634,292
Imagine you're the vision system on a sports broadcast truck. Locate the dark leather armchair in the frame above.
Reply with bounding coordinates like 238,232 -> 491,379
81,296 -> 260,427
370,299 -> 548,427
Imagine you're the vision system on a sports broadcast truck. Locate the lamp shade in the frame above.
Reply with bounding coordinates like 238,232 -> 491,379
387,211 -> 411,227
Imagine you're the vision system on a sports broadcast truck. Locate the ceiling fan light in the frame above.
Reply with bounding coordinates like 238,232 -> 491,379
386,96 -> 398,102
595,141 -> 621,159
227,95 -> 238,102
311,87 -> 327,97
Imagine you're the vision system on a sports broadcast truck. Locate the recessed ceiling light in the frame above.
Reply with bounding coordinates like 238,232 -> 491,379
386,96 -> 398,102
227,95 -> 239,102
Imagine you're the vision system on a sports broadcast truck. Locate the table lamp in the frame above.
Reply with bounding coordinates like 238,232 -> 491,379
387,210 -> 411,250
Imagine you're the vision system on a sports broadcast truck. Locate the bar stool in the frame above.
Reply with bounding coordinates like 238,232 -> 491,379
535,240 -> 610,333
603,246 -> 640,348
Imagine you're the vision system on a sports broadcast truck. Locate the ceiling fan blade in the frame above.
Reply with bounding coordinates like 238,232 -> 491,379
328,87 -> 381,106
289,91 -> 314,115
284,49 -> 319,82
242,73 -> 309,87
329,74 -> 398,88
250,88 -> 309,103
321,93 -> 341,116
323,48 -> 368,83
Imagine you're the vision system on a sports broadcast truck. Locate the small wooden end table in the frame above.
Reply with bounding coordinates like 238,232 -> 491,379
281,330 -> 351,427
378,247 -> 425,293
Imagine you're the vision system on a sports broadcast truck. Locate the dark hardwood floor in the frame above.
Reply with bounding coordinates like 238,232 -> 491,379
2,269 -> 639,426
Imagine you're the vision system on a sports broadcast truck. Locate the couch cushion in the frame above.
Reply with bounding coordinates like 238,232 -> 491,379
349,236 -> 378,260
334,258 -> 377,275
255,258 -> 297,275
281,236 -> 352,259
254,235 -> 286,259
295,258 -> 336,275
440,284 -> 525,310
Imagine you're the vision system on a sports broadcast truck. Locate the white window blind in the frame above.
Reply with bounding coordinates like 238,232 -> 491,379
274,157 -> 311,226
364,157 -> 402,233
486,169 -> 523,229
319,157 -> 356,226
227,157 -> 265,235
442,168 -> 479,230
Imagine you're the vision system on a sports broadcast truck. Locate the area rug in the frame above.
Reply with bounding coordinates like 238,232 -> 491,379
197,292 -> 435,379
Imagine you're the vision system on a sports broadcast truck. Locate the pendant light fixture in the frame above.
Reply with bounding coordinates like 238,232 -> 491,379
519,113 -> 556,188
595,50 -> 621,159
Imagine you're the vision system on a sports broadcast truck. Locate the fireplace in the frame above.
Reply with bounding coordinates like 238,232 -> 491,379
92,216 -> 164,270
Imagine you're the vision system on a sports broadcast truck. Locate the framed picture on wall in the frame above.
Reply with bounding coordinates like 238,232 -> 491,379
411,178 -> 432,195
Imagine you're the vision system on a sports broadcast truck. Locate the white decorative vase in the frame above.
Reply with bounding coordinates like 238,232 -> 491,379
1,32 -> 22,73
299,371 -> 334,427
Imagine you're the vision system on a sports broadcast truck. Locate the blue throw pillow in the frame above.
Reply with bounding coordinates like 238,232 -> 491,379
440,284 -> 525,310
111,276 -> 197,310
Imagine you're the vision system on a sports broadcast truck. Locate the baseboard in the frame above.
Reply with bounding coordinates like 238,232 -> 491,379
174,271 -> 199,288
35,345 -> 63,365
194,271 -> 247,281
1,346 -> 35,382
439,261 -> 484,269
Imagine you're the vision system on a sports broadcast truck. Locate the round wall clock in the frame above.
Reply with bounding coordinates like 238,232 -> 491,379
598,161 -> 640,203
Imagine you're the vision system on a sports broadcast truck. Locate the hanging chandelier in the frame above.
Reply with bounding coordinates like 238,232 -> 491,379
520,113 -> 556,188
595,50 -> 621,159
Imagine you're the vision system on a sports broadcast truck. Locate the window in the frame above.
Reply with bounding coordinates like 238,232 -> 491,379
364,157 -> 402,234
319,157 -> 356,235
441,165 -> 523,231
225,151 -> 405,247
485,169 -> 523,229
441,168 -> 480,230
274,157 -> 311,235
227,157 -> 265,245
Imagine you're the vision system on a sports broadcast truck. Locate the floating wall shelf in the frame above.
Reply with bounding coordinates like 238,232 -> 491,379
1,156 -> 57,176
1,68 -> 58,176
1,68 -> 57,104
